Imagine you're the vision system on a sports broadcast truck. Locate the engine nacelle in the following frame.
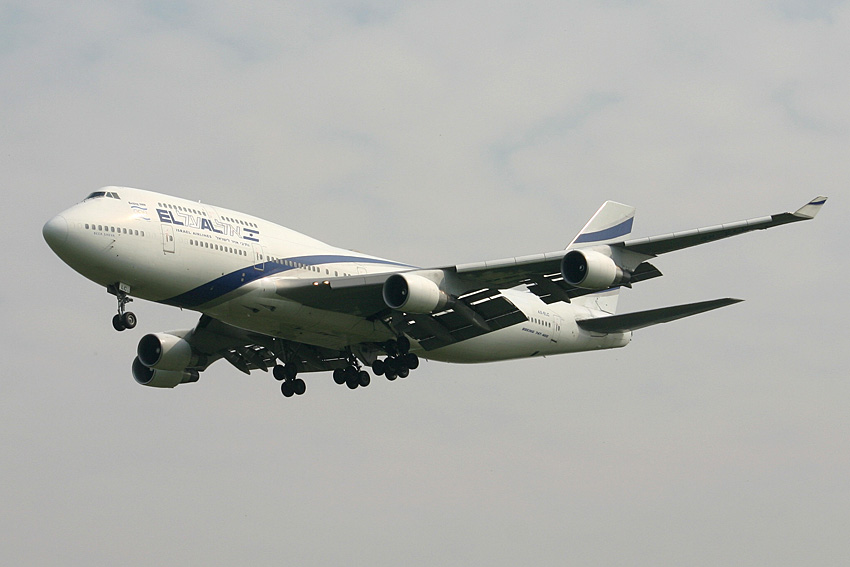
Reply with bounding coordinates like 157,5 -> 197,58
132,357 -> 199,388
562,249 -> 630,290
383,273 -> 450,314
137,332 -> 198,371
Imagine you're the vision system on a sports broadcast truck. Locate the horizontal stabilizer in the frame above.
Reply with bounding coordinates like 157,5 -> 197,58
576,298 -> 743,333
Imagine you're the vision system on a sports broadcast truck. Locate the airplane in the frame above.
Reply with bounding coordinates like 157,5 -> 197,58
42,187 -> 826,397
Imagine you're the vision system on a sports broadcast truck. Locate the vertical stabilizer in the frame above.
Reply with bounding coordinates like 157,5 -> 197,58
568,201 -> 636,314
568,201 -> 635,248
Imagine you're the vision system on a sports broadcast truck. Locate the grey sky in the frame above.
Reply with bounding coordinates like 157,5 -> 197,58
2,1 -> 848,565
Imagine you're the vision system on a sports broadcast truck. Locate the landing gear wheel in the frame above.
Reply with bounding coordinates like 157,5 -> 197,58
281,381 -> 295,397
403,353 -> 419,370
346,374 -> 359,389
121,312 -> 137,330
273,365 -> 286,381
372,359 -> 386,376
398,367 -> 410,379
386,370 -> 398,381
333,368 -> 346,385
293,378 -> 306,396
109,284 -> 135,332
284,364 -> 298,381
358,371 -> 371,387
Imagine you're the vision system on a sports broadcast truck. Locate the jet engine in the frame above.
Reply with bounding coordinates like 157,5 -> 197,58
383,273 -> 450,314
132,357 -> 199,388
562,249 -> 630,290
133,332 -> 202,388
137,332 -> 200,371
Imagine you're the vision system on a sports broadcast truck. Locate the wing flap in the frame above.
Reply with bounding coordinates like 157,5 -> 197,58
576,298 -> 743,333
390,290 -> 527,350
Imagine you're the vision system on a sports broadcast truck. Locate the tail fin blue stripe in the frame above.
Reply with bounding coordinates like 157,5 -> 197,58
573,217 -> 634,243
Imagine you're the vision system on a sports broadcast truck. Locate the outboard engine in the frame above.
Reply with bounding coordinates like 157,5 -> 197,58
562,249 -> 631,290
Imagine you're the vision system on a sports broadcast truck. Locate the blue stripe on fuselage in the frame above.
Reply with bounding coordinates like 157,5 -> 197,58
162,254 -> 415,308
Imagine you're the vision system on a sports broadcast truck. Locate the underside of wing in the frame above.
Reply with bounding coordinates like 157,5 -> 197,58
274,272 -> 391,317
523,262 -> 662,304
384,288 -> 528,351
184,315 -> 351,374
272,273 -> 530,350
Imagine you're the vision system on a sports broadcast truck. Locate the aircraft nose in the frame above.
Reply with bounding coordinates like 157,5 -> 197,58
43,214 -> 69,249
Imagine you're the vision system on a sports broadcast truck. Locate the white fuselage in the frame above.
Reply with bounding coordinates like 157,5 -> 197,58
44,187 -> 630,364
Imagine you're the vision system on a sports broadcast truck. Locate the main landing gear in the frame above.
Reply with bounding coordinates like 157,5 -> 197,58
274,335 -> 421,398
273,362 -> 306,397
329,337 -> 420,391
333,355 -> 372,390
108,284 -> 137,332
371,336 -> 419,381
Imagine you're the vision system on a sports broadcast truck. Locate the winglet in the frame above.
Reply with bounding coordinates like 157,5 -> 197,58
793,196 -> 827,220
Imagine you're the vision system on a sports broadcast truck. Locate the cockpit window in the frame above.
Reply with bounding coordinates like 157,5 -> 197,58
84,191 -> 121,200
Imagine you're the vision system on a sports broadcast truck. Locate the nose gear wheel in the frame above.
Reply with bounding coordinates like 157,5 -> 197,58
108,284 -> 136,332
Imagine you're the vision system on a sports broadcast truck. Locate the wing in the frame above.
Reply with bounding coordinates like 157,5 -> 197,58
273,277 -> 529,351
617,196 -> 827,256
449,195 -> 826,290
183,315 -> 351,374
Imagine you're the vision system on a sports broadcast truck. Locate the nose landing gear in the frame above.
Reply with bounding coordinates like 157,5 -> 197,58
108,283 -> 137,332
